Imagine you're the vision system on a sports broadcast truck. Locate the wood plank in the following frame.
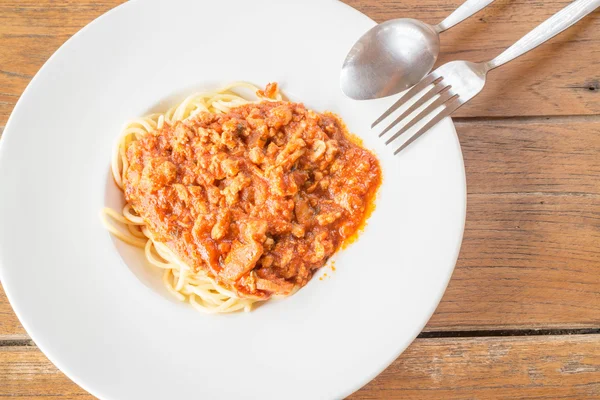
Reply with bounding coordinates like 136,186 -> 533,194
0,347 -> 92,399
345,0 -> 600,117
351,335 -> 600,399
0,1 -> 124,126
1,0 -> 599,125
2,335 -> 599,399
0,286 -> 26,338
427,118 -> 600,330
458,117 -> 600,195
1,119 -> 599,335
428,193 -> 600,331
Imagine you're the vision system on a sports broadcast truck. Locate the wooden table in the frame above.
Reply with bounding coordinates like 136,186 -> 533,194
1,1 -> 599,398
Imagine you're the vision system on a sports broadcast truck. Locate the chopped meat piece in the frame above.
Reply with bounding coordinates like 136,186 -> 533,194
294,196 -> 314,225
222,158 -> 240,177
211,211 -> 231,240
140,158 -> 176,191
266,104 -> 293,129
257,82 -> 279,99
222,172 -> 251,205
221,241 -> 263,281
248,147 -> 264,164
256,278 -> 294,295
310,140 -> 327,161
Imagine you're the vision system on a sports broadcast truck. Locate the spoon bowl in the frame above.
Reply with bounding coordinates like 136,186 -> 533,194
341,19 -> 439,100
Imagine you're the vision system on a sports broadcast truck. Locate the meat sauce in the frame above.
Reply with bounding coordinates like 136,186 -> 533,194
123,101 -> 382,299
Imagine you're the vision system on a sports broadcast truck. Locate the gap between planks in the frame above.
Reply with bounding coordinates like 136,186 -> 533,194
419,328 -> 600,338
2,328 -> 599,348
454,114 -> 600,124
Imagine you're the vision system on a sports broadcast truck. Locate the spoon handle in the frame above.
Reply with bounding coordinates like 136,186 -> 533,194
434,0 -> 495,33
486,0 -> 600,70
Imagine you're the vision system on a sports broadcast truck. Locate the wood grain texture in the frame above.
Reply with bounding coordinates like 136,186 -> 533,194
0,1 -> 599,124
2,335 -> 599,399
425,118 -> 600,330
0,287 -> 26,338
350,335 -> 600,399
345,0 -> 600,118
0,1 -> 123,126
458,117 -> 600,195
0,347 -> 92,399
430,193 -> 600,331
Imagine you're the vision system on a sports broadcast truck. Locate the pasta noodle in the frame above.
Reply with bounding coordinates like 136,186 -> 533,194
102,82 -> 282,313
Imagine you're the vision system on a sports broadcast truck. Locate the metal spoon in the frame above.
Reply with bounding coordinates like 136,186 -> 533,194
340,0 -> 496,100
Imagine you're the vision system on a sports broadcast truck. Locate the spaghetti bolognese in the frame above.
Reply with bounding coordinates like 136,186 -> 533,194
103,82 -> 381,313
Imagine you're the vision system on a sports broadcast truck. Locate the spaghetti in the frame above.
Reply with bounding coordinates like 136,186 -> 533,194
102,82 -> 282,313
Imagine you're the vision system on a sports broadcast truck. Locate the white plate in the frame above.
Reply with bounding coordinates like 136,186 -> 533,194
0,0 -> 466,399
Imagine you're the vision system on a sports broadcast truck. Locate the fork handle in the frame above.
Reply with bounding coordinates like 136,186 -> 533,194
487,0 -> 600,70
435,0 -> 496,33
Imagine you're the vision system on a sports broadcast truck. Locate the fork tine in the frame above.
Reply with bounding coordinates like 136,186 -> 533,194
384,89 -> 454,145
371,75 -> 439,128
379,83 -> 450,138
393,97 -> 462,155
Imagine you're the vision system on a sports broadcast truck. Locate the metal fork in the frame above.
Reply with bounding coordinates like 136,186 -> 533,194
373,0 -> 600,154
